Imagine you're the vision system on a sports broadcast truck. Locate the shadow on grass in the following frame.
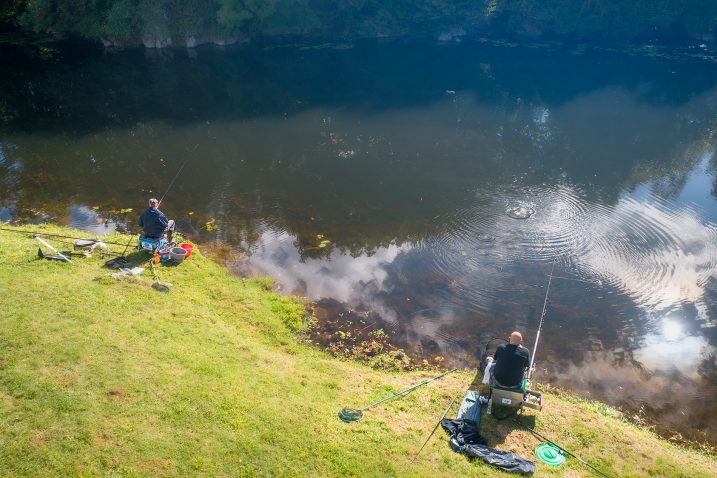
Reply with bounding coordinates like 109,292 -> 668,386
465,369 -> 538,448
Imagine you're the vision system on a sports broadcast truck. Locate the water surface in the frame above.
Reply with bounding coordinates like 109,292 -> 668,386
2,40 -> 717,446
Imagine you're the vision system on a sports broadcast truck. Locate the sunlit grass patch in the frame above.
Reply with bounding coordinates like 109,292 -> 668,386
1,224 -> 715,477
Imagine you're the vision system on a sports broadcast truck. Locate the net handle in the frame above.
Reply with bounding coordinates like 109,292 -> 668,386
362,369 -> 455,411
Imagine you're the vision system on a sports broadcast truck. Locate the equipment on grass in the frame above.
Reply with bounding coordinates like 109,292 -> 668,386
534,442 -> 565,466
149,258 -> 171,292
441,418 -> 536,474
456,390 -> 486,422
412,394 -> 459,462
338,369 -> 455,423
120,234 -> 135,256
105,257 -> 131,269
138,235 -> 169,253
169,246 -> 187,263
38,248 -> 75,261
514,417 -> 613,478
74,239 -> 96,248
35,236 -> 72,263
0,227 -> 136,248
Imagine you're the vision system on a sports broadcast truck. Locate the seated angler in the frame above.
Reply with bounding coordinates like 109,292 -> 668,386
138,198 -> 175,243
492,331 -> 531,388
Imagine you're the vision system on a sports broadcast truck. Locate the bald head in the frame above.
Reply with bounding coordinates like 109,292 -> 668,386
509,331 -> 523,345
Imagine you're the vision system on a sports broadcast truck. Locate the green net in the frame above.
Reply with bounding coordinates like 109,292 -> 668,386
534,442 -> 566,466
338,408 -> 363,422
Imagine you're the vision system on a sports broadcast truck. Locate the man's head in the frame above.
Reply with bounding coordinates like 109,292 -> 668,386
149,198 -> 159,208
509,331 -> 523,345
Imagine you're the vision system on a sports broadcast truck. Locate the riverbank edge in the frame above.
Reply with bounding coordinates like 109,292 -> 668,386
0,223 -> 715,477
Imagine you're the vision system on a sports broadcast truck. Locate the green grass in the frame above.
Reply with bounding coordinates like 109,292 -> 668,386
1,224 -> 715,477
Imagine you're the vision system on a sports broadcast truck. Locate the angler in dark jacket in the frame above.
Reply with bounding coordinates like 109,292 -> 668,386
138,198 -> 174,241
493,331 -> 530,387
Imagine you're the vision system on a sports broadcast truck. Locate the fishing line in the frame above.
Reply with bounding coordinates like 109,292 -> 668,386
512,417 -> 614,478
158,157 -> 190,207
549,275 -> 602,285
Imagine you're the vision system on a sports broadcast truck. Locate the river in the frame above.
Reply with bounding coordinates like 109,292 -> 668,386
1,39 -> 717,447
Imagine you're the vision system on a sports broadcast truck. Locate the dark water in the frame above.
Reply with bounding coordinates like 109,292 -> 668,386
2,40 -> 717,446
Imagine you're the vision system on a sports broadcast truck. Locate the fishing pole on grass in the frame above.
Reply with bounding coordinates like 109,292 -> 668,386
157,157 -> 190,208
32,236 -> 125,258
338,369 -> 456,423
513,417 -> 614,478
412,393 -> 459,462
120,234 -> 135,256
0,227 -> 137,248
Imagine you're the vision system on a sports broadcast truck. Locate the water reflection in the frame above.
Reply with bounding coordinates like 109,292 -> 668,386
236,230 -> 408,320
2,41 -> 717,446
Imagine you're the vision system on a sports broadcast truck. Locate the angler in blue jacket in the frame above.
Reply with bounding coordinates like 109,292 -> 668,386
138,198 -> 174,242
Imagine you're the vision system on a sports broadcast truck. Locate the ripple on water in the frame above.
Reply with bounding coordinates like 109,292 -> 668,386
582,194 -> 717,310
432,184 -> 594,265
424,185 -> 588,318
506,205 -> 535,219
418,182 -> 717,316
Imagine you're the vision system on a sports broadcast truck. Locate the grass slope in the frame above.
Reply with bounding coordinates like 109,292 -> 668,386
0,225 -> 715,478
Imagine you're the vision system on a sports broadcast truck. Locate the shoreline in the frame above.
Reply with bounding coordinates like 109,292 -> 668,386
4,222 -> 716,456
4,222 -> 715,456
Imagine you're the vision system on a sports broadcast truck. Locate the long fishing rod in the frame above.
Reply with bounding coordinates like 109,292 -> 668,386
339,369 -> 456,422
0,227 -> 136,248
513,417 -> 614,478
120,234 -> 135,256
157,157 -> 190,207
26,234 -> 125,257
412,394 -> 459,462
528,258 -> 556,380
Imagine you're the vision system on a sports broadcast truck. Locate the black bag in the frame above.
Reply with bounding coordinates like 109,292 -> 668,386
441,418 -> 536,475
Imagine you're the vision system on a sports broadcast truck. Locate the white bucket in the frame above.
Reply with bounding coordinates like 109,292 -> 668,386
170,247 -> 187,264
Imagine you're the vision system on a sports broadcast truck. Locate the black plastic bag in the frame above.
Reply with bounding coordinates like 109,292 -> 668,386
441,419 -> 535,475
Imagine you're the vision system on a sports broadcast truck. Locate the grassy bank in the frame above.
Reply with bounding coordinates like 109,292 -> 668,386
0,224 -> 715,477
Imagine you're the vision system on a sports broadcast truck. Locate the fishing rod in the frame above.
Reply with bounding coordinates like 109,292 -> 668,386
157,157 -> 190,208
527,260 -> 604,380
513,417 -> 614,478
339,369 -> 456,422
29,235 -> 125,257
528,258 -> 556,380
412,394 -> 459,462
120,234 -> 135,256
0,227 -> 137,248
